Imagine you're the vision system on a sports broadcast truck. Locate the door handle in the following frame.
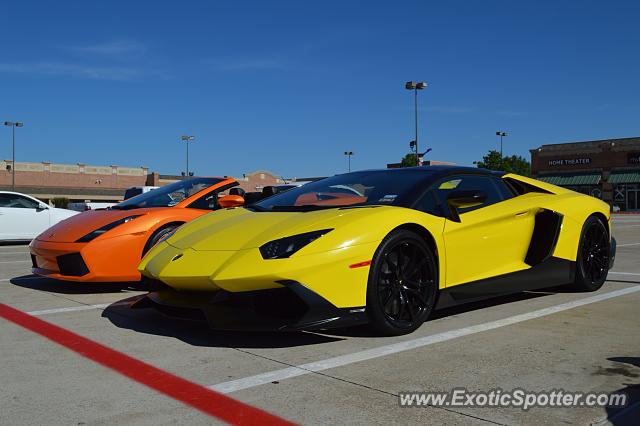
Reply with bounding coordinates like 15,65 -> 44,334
515,211 -> 528,217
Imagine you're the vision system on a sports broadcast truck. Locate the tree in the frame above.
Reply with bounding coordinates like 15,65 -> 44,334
476,150 -> 531,176
502,154 -> 531,176
400,153 -> 418,167
51,197 -> 69,209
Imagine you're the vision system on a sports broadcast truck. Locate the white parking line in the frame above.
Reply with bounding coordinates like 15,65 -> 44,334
0,260 -> 31,264
0,252 -> 30,255
617,242 -> 640,247
208,286 -> 640,394
24,301 -> 133,316
26,304 -> 111,316
609,271 -> 640,276
0,277 -> 39,282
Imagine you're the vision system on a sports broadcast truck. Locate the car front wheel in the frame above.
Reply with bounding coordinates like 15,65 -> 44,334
366,229 -> 438,336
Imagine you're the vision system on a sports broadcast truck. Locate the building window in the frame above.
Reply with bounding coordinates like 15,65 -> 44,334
564,185 -> 602,199
614,184 -> 640,212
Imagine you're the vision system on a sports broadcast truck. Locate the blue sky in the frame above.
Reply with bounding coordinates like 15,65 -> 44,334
1,0 -> 638,178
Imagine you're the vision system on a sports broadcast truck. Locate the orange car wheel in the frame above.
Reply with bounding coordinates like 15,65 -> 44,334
142,223 -> 183,257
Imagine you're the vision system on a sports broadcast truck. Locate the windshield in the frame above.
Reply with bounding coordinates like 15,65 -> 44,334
113,178 -> 224,209
250,170 -> 433,212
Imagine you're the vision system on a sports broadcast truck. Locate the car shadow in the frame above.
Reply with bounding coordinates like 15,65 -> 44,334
101,282 -> 628,345
600,357 -> 640,425
607,279 -> 640,285
10,275 -> 137,294
102,289 -> 557,343
101,295 -> 344,349
325,290 -> 553,338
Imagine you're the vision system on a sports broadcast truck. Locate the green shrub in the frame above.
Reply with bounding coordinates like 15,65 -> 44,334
51,197 -> 69,209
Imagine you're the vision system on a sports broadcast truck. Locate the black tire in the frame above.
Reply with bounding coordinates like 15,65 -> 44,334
572,216 -> 610,292
366,229 -> 438,336
136,224 -> 181,290
142,224 -> 181,257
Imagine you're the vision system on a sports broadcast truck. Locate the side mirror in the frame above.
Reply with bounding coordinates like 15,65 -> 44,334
36,203 -> 49,211
446,190 -> 486,222
218,194 -> 245,208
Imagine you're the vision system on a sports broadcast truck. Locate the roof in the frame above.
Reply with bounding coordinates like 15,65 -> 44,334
530,136 -> 640,152
353,165 -> 503,175
608,170 -> 640,184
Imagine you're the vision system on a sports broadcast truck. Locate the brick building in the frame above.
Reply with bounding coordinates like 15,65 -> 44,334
145,170 -> 285,193
0,160 -> 284,204
530,137 -> 640,211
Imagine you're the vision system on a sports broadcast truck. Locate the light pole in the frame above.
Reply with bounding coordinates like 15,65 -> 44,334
181,135 -> 195,177
405,81 -> 427,165
496,131 -> 507,157
4,121 -> 24,191
344,151 -> 354,172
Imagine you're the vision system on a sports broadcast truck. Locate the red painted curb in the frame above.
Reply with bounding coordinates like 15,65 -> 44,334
0,303 -> 296,426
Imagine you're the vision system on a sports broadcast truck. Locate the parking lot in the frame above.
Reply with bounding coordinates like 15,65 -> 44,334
1,216 -> 639,425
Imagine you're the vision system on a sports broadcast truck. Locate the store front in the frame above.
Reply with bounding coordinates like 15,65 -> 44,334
530,137 -> 640,211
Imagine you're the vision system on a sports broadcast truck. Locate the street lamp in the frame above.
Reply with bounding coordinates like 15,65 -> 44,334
344,151 -> 354,172
496,131 -> 507,157
4,121 -> 24,191
180,135 -> 195,177
405,81 -> 427,165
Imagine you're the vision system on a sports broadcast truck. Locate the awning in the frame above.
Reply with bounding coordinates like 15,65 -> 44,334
536,174 -> 601,186
608,171 -> 640,184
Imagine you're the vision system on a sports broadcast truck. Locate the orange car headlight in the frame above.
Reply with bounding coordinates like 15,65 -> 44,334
76,215 -> 142,243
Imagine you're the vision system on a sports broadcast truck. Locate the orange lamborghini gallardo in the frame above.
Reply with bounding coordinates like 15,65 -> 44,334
29,177 -> 246,283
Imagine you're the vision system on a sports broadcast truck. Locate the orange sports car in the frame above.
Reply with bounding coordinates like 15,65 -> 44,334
29,177 -> 245,283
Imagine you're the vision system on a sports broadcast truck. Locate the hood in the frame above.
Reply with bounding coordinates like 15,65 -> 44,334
168,206 -> 380,251
36,208 -> 154,243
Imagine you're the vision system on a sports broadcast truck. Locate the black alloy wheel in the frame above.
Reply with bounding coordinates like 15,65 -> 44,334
367,230 -> 438,335
573,216 -> 610,291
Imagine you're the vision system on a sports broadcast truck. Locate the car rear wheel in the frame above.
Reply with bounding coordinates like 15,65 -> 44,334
572,216 -> 610,292
366,230 -> 438,336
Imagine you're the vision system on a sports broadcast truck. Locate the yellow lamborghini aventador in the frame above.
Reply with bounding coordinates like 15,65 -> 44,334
137,166 -> 615,335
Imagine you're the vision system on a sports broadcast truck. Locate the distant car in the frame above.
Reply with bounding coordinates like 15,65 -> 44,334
68,201 -> 117,212
124,186 -> 159,200
0,191 -> 78,242
30,177 -> 245,283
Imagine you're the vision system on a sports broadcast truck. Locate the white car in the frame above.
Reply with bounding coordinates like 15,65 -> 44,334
0,191 -> 79,242
67,201 -> 117,212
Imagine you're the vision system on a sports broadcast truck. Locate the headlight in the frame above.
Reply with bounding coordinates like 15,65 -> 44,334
76,215 -> 142,243
259,229 -> 333,259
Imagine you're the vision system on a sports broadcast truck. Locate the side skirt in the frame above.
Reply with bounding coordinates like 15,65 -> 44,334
436,257 -> 575,310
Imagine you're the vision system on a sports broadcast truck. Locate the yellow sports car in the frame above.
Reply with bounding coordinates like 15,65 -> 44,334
137,166 -> 616,335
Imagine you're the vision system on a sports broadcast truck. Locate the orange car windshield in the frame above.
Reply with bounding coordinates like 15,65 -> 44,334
250,170 -> 433,212
112,178 -> 224,210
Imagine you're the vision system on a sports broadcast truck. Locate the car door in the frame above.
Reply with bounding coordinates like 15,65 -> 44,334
0,193 -> 50,240
434,175 -> 537,287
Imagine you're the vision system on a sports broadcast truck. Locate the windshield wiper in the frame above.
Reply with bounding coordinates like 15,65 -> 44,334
109,204 -> 140,210
245,204 -> 268,212
270,205 -> 339,212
